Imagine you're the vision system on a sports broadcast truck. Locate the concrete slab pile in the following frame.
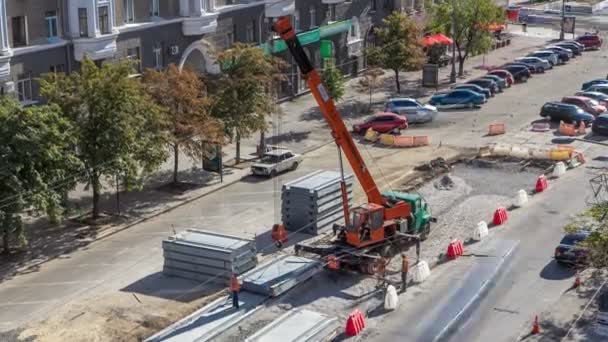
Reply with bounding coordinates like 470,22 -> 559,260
162,229 -> 257,285
241,255 -> 322,297
281,170 -> 354,235
245,308 -> 339,342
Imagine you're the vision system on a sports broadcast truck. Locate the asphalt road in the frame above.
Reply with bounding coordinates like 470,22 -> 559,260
1,33 -> 607,333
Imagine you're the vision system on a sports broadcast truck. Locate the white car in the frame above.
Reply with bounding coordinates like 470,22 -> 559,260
527,50 -> 559,66
514,56 -> 552,73
384,97 -> 438,123
251,149 -> 302,177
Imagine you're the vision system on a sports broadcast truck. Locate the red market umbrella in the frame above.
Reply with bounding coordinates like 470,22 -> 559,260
423,33 -> 453,47
423,35 -> 440,47
434,33 -> 453,44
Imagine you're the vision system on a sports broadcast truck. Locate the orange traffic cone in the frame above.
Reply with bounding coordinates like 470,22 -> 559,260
532,315 -> 540,334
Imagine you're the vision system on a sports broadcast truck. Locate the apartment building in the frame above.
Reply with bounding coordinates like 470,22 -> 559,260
0,0 -> 425,104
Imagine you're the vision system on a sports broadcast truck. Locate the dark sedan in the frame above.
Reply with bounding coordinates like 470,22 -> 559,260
466,78 -> 499,95
503,62 -> 537,74
554,41 -> 584,55
540,101 -> 595,126
481,74 -> 508,90
593,114 -> 608,136
453,83 -> 491,99
500,65 -> 531,82
554,231 -> 590,266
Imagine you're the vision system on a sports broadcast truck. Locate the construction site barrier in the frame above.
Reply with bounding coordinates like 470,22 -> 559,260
412,260 -> 431,283
493,207 -> 508,225
568,152 -> 586,168
531,121 -> 550,132
556,145 -> 575,156
511,146 -> 530,159
513,189 -> 528,207
530,148 -> 550,160
447,239 -> 464,260
559,121 -> 576,136
535,175 -> 548,193
384,285 -> 399,310
393,136 -> 414,147
413,136 -> 430,147
345,309 -> 365,336
473,221 -> 489,241
552,162 -> 566,178
364,128 -> 378,142
488,123 -> 506,136
578,121 -> 587,135
490,144 -> 512,156
379,134 -> 395,146
549,149 -> 571,161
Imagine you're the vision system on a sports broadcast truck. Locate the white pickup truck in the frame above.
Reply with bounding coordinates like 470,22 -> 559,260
251,148 -> 302,177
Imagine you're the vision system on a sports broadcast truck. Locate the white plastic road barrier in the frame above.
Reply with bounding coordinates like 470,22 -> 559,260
491,144 -> 512,156
513,189 -> 528,207
511,146 -> 530,159
473,221 -> 489,241
412,260 -> 431,283
384,285 -> 399,310
530,148 -> 550,160
552,162 -> 566,178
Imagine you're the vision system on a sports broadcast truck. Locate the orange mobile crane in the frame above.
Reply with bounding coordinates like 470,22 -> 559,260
272,17 -> 434,272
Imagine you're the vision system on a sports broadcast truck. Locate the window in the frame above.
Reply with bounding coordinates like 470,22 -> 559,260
98,6 -> 110,34
150,0 -> 160,17
384,0 -> 391,9
124,0 -> 134,23
225,32 -> 233,48
371,0 -> 377,11
203,0 -> 214,12
127,47 -> 141,73
293,10 -> 300,32
328,5 -> 336,22
153,43 -> 163,70
78,8 -> 88,37
45,11 -> 58,39
11,16 -> 27,47
16,76 -> 32,103
309,6 -> 316,28
50,64 -> 65,73
246,21 -> 255,43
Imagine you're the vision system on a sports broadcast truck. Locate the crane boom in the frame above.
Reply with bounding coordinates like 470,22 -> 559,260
272,17 -> 384,206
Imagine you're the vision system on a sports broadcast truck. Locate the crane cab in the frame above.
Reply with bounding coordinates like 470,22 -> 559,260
345,203 -> 385,247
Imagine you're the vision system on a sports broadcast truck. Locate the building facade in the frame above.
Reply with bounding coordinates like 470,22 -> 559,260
0,0 -> 425,104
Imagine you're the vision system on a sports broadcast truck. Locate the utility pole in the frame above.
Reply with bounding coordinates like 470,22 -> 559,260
450,0 -> 457,83
560,0 -> 566,40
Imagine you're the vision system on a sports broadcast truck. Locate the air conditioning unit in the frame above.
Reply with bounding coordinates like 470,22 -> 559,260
3,81 -> 15,94
169,45 -> 180,56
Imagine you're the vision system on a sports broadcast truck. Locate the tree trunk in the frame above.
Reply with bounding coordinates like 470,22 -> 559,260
458,58 -> 465,76
173,143 -> 179,184
394,69 -> 401,93
259,131 -> 266,157
236,133 -> 241,164
2,227 -> 8,254
92,173 -> 101,220
369,83 -> 373,110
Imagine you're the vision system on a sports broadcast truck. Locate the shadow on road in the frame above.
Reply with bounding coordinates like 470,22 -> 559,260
539,260 -> 576,280
121,271 -> 222,303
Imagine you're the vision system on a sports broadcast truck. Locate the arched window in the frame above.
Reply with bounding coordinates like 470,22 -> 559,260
348,17 -> 361,42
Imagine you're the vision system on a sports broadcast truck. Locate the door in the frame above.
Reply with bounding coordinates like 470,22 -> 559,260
278,154 -> 289,172
398,100 -> 421,122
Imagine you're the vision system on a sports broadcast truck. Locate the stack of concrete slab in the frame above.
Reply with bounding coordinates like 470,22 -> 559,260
281,170 -> 354,235
245,308 -> 338,342
241,255 -> 322,297
162,229 -> 257,285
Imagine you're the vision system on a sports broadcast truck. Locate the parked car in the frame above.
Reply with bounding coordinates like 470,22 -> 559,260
453,83 -> 491,99
384,98 -> 438,123
592,114 -> 608,135
540,101 -> 595,126
554,41 -> 584,55
562,96 -> 607,116
576,33 -> 603,50
554,230 -> 590,266
500,65 -> 531,82
503,62 -> 536,74
481,74 -> 508,90
575,91 -> 608,106
527,50 -> 559,66
582,79 -> 608,91
587,84 -> 608,96
251,149 -> 302,177
487,69 -> 514,86
429,89 -> 486,108
544,46 -> 573,62
466,78 -> 499,95
514,56 -> 552,72
352,112 -> 407,134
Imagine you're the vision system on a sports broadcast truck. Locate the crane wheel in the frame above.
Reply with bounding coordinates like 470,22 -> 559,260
359,260 -> 377,275
420,223 -> 431,241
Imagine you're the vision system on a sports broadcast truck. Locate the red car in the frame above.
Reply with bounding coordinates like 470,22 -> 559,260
353,112 -> 407,134
576,34 -> 603,50
562,96 -> 607,116
487,69 -> 514,86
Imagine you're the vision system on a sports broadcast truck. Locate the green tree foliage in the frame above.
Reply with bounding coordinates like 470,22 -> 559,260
428,0 -> 504,76
321,59 -> 346,102
565,203 -> 608,268
40,58 -> 168,219
365,12 -> 425,94
212,43 -> 285,163
0,97 -> 82,253
143,64 -> 223,184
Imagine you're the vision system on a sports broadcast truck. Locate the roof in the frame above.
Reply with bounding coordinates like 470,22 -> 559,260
579,91 -> 608,97
373,111 -> 399,117
264,149 -> 292,156
388,97 -> 417,102
563,96 -> 588,101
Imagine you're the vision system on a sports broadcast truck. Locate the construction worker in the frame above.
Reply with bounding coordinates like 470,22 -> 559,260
401,254 -> 409,292
230,273 -> 240,309
415,239 -> 421,262
376,258 -> 386,288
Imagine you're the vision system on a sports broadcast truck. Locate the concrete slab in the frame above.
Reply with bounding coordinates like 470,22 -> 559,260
144,292 -> 265,342
241,255 -> 322,297
245,308 -> 338,342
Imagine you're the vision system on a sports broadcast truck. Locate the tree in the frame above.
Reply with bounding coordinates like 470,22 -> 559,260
212,43 -> 285,163
357,67 -> 384,110
428,0 -> 504,76
321,60 -> 346,102
0,97 -> 82,253
565,203 -> 608,268
40,58 -> 168,219
365,12 -> 425,94
143,64 -> 222,184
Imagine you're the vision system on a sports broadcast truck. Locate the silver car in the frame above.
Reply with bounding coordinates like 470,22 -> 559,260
514,56 -> 552,73
527,50 -> 559,66
385,97 -> 438,123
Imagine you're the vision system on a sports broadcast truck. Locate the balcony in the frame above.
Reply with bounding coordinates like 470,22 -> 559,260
265,0 -> 295,18
182,12 -> 219,36
0,53 -> 10,80
72,33 -> 118,61
347,39 -> 363,57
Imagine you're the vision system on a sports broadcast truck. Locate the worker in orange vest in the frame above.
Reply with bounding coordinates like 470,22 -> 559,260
401,254 -> 409,292
230,274 -> 240,309
376,257 -> 387,288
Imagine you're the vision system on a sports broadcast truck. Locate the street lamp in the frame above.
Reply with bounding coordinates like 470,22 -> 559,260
450,0 -> 457,83
560,0 -> 565,40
